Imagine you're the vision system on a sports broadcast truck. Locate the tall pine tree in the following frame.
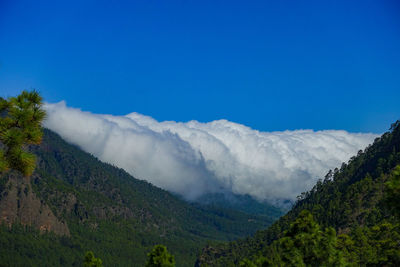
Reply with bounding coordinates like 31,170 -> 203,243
0,90 -> 45,176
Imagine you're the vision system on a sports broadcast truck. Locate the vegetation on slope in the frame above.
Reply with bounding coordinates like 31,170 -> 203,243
197,121 -> 400,266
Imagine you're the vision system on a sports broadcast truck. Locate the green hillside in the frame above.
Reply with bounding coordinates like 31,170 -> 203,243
197,121 -> 400,266
0,129 -> 279,267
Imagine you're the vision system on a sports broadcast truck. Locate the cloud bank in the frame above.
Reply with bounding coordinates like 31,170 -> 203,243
43,102 -> 378,203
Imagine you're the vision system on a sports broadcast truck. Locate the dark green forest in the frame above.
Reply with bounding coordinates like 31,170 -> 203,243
196,121 -> 400,266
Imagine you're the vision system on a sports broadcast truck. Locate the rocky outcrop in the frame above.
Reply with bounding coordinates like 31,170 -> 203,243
0,172 -> 70,236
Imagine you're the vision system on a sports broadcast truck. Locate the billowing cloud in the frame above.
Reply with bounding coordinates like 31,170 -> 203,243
43,101 -> 378,203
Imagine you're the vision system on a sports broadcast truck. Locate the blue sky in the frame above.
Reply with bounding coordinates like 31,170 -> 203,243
1,0 -> 399,133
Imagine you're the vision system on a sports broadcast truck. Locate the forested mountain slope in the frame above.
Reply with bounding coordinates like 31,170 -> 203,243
0,129 -> 279,267
197,121 -> 400,266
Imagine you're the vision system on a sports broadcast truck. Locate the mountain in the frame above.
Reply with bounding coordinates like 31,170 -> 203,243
196,121 -> 400,266
0,129 -> 280,267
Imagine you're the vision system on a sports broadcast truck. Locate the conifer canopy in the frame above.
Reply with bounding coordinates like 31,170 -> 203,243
0,90 -> 45,176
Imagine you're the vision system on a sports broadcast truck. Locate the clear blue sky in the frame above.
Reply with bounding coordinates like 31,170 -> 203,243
1,0 -> 399,133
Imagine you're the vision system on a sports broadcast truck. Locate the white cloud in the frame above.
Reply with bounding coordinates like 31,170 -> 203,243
43,101 -> 378,203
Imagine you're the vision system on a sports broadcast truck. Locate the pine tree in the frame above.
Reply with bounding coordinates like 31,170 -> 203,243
0,90 -> 45,176
83,251 -> 103,267
239,210 -> 346,267
276,210 -> 345,266
145,244 -> 175,267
